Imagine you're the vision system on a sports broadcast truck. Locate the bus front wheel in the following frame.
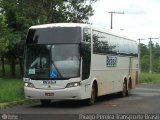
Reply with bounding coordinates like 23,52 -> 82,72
86,84 -> 96,105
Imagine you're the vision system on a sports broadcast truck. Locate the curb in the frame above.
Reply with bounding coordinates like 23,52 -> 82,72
0,100 -> 39,109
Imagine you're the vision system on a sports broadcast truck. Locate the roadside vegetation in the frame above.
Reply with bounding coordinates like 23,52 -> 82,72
139,72 -> 160,83
0,78 -> 24,103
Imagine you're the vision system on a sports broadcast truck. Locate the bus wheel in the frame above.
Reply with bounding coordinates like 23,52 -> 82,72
40,100 -> 51,106
86,84 -> 96,105
127,80 -> 132,96
119,81 -> 127,97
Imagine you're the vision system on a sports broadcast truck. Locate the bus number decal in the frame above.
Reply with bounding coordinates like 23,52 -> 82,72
106,56 -> 117,67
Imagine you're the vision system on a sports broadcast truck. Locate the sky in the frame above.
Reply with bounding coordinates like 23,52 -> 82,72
90,0 -> 160,44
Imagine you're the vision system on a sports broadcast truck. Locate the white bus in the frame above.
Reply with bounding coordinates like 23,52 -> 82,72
24,23 -> 138,105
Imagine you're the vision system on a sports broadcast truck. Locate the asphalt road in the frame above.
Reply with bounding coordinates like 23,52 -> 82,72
0,84 -> 160,120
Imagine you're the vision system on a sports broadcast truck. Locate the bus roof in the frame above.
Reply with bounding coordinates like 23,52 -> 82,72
30,23 -> 88,29
30,23 -> 136,42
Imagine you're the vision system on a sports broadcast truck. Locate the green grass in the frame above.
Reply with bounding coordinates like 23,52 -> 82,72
0,78 -> 24,103
139,72 -> 160,83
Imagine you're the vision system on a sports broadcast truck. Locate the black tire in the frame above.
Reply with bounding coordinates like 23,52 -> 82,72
40,100 -> 51,106
119,81 -> 127,97
86,84 -> 96,105
127,80 -> 132,96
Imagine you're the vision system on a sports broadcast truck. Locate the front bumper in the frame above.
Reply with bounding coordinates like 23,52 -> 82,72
24,86 -> 83,100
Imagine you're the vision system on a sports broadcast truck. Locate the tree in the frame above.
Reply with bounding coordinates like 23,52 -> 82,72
61,0 -> 96,23
141,54 -> 149,72
152,42 -> 160,73
0,0 -> 24,77
140,42 -> 160,73
0,14 -> 9,77
140,43 -> 148,57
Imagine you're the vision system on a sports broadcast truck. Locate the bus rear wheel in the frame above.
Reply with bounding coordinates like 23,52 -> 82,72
40,100 -> 51,106
127,80 -> 132,96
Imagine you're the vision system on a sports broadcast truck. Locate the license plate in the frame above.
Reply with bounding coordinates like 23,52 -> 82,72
43,80 -> 56,84
45,93 -> 54,96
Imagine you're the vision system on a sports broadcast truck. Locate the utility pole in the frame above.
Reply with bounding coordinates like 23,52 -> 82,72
148,37 -> 159,74
138,38 -> 145,74
108,11 -> 124,29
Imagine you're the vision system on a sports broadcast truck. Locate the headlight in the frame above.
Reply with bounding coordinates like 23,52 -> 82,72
24,82 -> 35,88
66,82 -> 81,88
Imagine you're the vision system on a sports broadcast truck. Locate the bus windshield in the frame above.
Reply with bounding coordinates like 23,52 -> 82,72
24,44 -> 80,80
